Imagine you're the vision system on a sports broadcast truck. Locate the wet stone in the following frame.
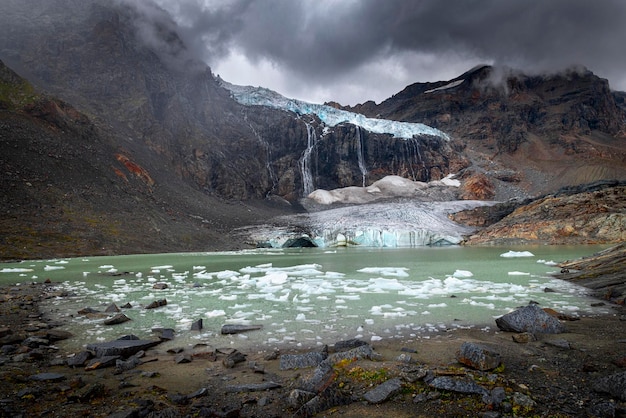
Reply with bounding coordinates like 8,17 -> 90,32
103,313 -> 131,325
145,299 -> 167,309
86,338 -> 160,358
104,303 -> 120,313
512,332 -> 537,343
220,324 -> 262,335
190,319 -> 203,331
67,350 -> 92,367
297,362 -> 336,393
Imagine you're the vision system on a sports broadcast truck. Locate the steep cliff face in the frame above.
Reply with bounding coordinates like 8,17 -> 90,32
0,59 -> 304,260
347,65 -> 626,198
0,0 -> 462,202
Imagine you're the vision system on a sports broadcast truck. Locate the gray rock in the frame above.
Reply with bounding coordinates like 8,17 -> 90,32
103,313 -> 131,325
22,336 -> 49,348
512,392 -> 536,409
222,350 -> 246,368
67,350 -> 93,367
158,328 -> 175,341
224,381 -> 282,393
297,362 -> 336,393
363,377 -> 403,404
85,355 -> 120,370
325,344 -> 380,364
593,371 -> 626,401
429,376 -> 489,396
175,353 -> 192,364
332,338 -> 368,352
220,324 -> 262,334
483,386 -> 507,407
288,389 -> 316,408
145,299 -> 167,309
115,356 -> 141,372
190,319 -> 203,331
545,339 -> 571,349
456,342 -> 502,371
104,303 -> 120,313
43,329 -> 73,341
280,350 -> 327,370
28,372 -> 66,382
86,338 -> 161,358
495,304 -> 566,334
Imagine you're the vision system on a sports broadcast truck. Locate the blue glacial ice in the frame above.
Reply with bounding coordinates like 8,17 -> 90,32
220,80 -> 449,140
244,199 -> 495,248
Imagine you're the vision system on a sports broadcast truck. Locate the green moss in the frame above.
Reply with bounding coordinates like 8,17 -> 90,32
0,78 -> 38,109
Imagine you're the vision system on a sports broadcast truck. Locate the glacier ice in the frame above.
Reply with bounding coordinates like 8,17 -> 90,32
220,80 -> 449,140
244,199 -> 495,248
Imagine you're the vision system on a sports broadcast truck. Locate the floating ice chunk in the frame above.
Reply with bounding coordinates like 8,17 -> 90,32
151,265 -> 173,270
0,268 -> 34,273
358,267 -> 409,277
452,269 -> 473,278
371,335 -> 383,341
296,313 -> 306,321
99,265 -> 114,269
216,270 -> 240,279
219,295 -> 238,301
368,278 -> 406,291
44,265 -> 65,271
427,303 -> 448,308
508,271 -> 530,275
500,251 -> 534,258
206,310 -> 226,318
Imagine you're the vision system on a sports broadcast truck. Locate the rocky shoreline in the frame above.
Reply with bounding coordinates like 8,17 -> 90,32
1,246 -> 625,418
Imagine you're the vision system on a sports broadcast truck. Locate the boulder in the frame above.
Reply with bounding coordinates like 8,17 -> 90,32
593,371 -> 626,401
456,342 -> 502,371
363,378 -> 403,404
103,313 -> 131,325
86,337 -> 161,358
495,304 -> 566,334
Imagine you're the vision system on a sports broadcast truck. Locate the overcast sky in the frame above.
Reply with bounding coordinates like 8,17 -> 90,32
150,0 -> 626,105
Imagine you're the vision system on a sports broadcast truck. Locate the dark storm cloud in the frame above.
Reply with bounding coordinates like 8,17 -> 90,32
159,0 -> 626,91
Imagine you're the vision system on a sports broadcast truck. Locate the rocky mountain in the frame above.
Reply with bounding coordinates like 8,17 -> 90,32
346,65 -> 626,199
1,0 -> 625,259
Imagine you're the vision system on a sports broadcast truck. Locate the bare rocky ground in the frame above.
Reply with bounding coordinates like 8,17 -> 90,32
1,279 -> 625,418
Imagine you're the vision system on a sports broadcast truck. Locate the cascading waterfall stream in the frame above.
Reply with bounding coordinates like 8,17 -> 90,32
406,137 -> 427,181
299,121 -> 317,196
356,126 -> 368,187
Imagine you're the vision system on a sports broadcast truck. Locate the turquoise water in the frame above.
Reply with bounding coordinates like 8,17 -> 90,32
0,245 -> 611,352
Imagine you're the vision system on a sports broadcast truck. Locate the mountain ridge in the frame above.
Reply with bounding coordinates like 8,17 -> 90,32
0,0 -> 625,258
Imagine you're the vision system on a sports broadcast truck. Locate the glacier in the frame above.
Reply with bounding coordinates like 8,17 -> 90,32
241,199 -> 496,248
220,79 -> 449,140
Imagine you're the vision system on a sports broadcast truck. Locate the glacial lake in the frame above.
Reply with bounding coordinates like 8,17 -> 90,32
0,245 -> 612,353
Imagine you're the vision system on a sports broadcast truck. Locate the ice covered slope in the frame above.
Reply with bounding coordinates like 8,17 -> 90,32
244,200 -> 495,248
220,80 -> 449,140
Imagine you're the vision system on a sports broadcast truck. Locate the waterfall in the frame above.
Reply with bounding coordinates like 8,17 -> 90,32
405,137 -> 427,181
299,121 -> 317,196
355,126 -> 368,187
